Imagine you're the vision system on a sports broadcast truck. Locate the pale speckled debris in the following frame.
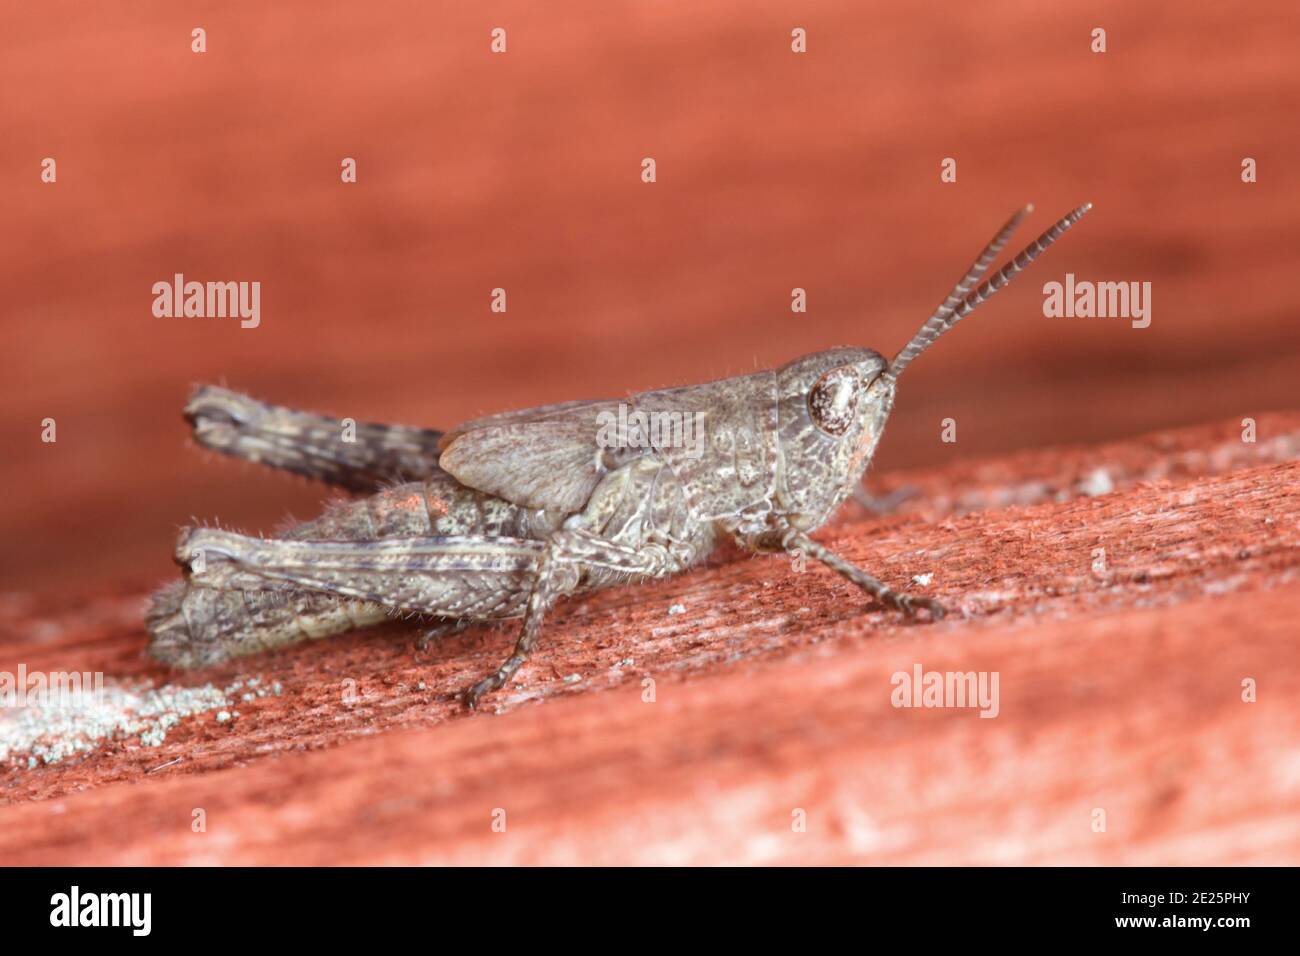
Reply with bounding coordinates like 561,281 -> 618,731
0,676 -> 283,768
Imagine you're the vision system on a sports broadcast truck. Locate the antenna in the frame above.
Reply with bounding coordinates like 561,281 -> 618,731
888,203 -> 1092,378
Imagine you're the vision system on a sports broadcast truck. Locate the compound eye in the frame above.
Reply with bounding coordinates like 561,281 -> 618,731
807,367 -> 860,437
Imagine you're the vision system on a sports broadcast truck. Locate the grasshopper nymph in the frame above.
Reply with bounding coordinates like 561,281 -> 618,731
148,203 -> 1091,707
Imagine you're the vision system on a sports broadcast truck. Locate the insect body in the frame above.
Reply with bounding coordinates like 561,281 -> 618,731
147,204 -> 1091,707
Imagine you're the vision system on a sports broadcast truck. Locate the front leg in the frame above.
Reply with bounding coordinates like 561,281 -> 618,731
781,528 -> 945,621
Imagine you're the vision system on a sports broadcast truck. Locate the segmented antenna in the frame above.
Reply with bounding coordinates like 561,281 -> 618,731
888,203 -> 1093,377
889,204 -> 1032,377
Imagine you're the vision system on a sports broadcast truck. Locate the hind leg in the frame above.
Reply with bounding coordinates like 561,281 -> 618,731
177,526 -> 670,708
146,579 -> 391,668
185,385 -> 445,492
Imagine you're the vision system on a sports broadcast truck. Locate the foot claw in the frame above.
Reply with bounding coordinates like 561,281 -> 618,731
893,593 -> 945,621
460,653 -> 529,710
462,672 -> 506,710
415,619 -> 470,653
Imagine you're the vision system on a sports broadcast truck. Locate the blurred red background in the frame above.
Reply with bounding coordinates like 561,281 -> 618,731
3,0 -> 1297,596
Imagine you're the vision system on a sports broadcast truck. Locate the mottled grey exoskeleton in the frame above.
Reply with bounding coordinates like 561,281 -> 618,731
148,203 -> 1091,707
